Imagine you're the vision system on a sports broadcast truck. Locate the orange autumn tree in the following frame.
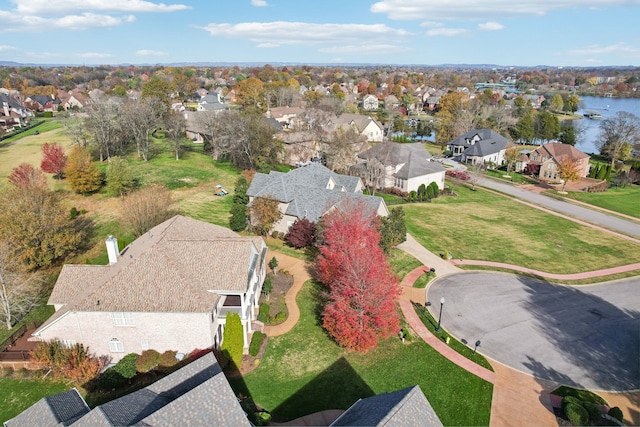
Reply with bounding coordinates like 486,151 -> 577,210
316,200 -> 401,352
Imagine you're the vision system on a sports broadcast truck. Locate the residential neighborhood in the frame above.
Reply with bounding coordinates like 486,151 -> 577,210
0,61 -> 638,427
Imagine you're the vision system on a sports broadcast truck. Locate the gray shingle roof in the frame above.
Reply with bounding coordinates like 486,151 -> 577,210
246,163 -> 385,222
44,215 -> 263,315
447,128 -> 509,148
358,142 -> 445,180
71,353 -> 250,426
4,388 -> 89,427
330,385 -> 442,427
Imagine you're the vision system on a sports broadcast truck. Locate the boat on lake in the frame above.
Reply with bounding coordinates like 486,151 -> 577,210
583,110 -> 603,119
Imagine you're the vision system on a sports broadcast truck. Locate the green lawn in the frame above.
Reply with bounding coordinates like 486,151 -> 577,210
228,281 -> 493,426
0,119 -> 63,146
404,185 -> 640,274
0,377 -> 70,424
557,184 -> 640,218
388,249 -> 423,281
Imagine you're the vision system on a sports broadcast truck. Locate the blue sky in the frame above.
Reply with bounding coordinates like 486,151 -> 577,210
1,0 -> 639,67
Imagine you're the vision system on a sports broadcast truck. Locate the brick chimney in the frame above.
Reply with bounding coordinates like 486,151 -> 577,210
106,236 -> 119,265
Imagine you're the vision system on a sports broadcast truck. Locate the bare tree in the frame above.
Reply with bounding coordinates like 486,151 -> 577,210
324,128 -> 367,173
0,240 -> 42,329
364,158 -> 386,196
121,184 -> 177,237
164,112 -> 187,160
596,111 -> 640,167
120,97 -> 166,161
85,98 -> 120,161
65,116 -> 91,148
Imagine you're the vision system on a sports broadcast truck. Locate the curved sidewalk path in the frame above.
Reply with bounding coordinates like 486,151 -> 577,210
263,251 -> 311,337
452,259 -> 640,280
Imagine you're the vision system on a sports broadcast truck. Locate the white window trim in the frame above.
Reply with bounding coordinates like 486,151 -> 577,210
109,339 -> 124,353
112,312 -> 134,326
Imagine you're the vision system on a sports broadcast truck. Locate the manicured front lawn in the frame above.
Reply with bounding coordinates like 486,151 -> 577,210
229,281 -> 493,426
0,377 -> 70,424
404,185 -> 640,274
558,184 -> 640,218
388,248 -> 423,281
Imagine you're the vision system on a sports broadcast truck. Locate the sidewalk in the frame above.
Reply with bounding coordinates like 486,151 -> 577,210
263,251 -> 311,337
452,259 -> 640,280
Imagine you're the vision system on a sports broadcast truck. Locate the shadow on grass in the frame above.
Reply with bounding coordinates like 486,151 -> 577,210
270,357 -> 374,422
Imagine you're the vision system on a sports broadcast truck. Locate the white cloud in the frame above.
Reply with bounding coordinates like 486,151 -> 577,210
0,10 -> 134,32
136,49 -> 169,57
12,0 -> 190,14
371,0 -> 633,20
426,28 -> 468,37
478,21 -> 504,31
420,21 -> 444,28
200,21 -> 411,56
0,45 -> 17,51
251,0 -> 269,6
565,42 -> 640,57
77,52 -> 113,58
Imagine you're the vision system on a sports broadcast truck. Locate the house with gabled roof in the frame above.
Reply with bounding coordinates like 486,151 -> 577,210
197,92 -> 229,113
0,93 -> 31,131
356,141 -> 446,193
517,142 -> 590,180
446,129 -> 511,166
330,385 -> 443,427
362,94 -> 379,111
5,353 -> 252,427
330,113 -> 384,142
247,162 -> 389,233
3,388 -> 90,427
32,215 -> 267,362
7,353 -> 441,427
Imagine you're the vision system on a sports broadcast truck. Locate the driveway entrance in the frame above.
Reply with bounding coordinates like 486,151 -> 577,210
427,272 -> 640,391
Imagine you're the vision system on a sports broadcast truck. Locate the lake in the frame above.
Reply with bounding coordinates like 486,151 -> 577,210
574,96 -> 640,154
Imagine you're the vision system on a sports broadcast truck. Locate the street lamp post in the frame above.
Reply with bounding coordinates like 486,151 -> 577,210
473,340 -> 481,355
436,296 -> 445,332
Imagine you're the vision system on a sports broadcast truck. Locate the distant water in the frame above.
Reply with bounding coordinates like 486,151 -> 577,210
574,96 -> 640,154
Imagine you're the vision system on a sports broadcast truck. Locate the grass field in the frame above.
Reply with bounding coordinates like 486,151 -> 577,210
404,185 -> 640,274
0,377 -> 70,424
229,280 -> 493,426
558,185 -> 640,218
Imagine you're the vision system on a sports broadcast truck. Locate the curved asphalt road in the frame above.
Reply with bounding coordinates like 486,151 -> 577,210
427,272 -> 640,392
477,177 -> 640,239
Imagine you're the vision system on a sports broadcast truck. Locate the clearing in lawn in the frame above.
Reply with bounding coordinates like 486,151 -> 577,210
404,185 -> 640,275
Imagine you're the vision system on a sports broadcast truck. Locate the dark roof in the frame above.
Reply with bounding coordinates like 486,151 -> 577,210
358,142 -> 445,179
74,353 -> 250,426
447,128 -> 509,148
4,388 -> 89,427
246,163 -> 386,222
330,385 -> 443,427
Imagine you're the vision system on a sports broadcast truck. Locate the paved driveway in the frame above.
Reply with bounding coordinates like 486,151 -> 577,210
427,272 -> 640,391
476,177 -> 640,239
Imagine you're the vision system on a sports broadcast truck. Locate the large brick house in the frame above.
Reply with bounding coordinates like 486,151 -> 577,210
517,143 -> 591,181
32,215 -> 267,362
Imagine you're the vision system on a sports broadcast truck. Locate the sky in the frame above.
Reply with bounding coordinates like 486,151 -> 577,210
0,0 -> 639,67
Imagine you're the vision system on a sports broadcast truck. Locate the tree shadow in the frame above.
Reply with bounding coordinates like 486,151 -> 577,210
516,275 -> 639,391
270,356 -> 374,422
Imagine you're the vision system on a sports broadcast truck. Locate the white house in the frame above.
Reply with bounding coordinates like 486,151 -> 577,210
330,113 -> 384,142
357,141 -> 446,193
32,215 -> 267,362
362,94 -> 379,111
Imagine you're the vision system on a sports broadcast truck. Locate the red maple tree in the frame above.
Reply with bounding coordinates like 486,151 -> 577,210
285,218 -> 316,248
316,200 -> 401,352
40,143 -> 67,179
8,163 -> 48,190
